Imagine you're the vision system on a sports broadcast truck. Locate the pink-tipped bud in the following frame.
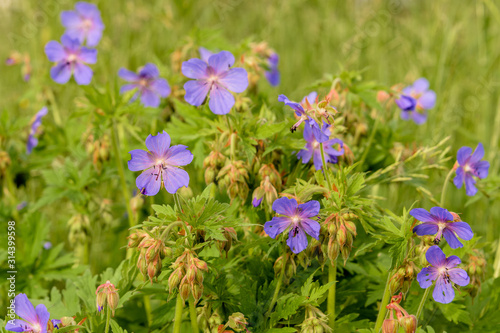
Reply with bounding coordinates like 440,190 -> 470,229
382,317 -> 399,333
192,283 -> 203,303
186,264 -> 197,283
96,281 -> 119,316
194,258 -> 208,271
399,315 -> 417,333
179,282 -> 190,301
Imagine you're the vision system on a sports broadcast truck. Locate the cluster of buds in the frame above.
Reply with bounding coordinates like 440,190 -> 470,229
50,317 -> 87,332
204,148 -> 227,185
68,214 -> 90,246
168,249 -> 208,303
383,293 -> 417,333
83,131 -> 111,172
415,235 -> 434,266
241,41 -> 279,88
251,164 -> 281,209
217,160 -> 249,201
291,89 -> 339,134
0,150 -> 11,177
465,249 -> 487,298
128,229 -> 171,283
216,227 -> 237,257
273,253 -> 297,283
5,51 -> 31,81
96,281 -> 120,316
299,232 -> 328,269
389,260 -> 418,295
298,305 -> 332,333
198,306 -> 223,333
217,312 -> 249,333
323,212 -> 357,264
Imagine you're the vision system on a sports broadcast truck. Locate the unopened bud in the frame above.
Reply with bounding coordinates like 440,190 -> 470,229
382,317 -> 399,333
180,282 -> 190,301
192,283 -> 203,303
399,315 -> 417,333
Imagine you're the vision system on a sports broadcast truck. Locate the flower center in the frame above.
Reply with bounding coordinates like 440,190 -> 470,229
463,164 -> 472,173
312,140 -> 320,149
32,323 -> 42,333
82,18 -> 93,30
67,54 -> 77,63
291,215 -> 300,224
139,78 -> 149,87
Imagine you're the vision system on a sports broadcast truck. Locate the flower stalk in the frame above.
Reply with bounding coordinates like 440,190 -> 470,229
173,294 -> 184,333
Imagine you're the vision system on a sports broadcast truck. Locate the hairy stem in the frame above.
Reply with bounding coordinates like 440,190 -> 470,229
327,259 -> 337,329
416,287 -> 431,320
189,296 -> 199,333
320,142 -> 333,194
374,273 -> 392,332
173,294 -> 184,333
104,306 -> 111,333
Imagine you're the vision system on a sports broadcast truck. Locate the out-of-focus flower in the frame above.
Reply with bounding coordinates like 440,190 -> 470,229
453,142 -> 489,196
264,197 -> 321,254
96,280 -> 119,316
61,2 -> 104,47
297,121 -> 344,170
118,63 -> 171,108
411,207 -> 473,249
45,35 -> 97,85
5,293 -> 50,332
396,78 -> 436,124
43,242 -> 52,250
416,245 -> 469,304
182,51 -> 248,115
27,107 -> 49,154
264,53 -> 280,86
128,131 -> 193,196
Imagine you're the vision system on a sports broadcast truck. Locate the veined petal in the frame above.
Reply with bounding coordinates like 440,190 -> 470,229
456,146 -> 472,165
429,207 -> 453,222
417,90 -> 436,109
302,92 -> 318,105
264,216 -> 291,239
136,169 -> 161,196
469,143 -> 485,164
286,226 -> 308,254
73,63 -> 93,85
448,268 -> 470,286
163,166 -> 189,194
297,200 -> 320,218
446,222 -> 473,241
118,68 -> 140,82
425,245 -> 446,267
272,197 -> 298,216
417,266 -> 438,288
184,80 -> 210,106
300,218 -> 320,240
445,255 -> 461,269
128,149 -> 155,171
475,160 -> 489,179
464,175 -> 477,196
443,228 -> 463,249
433,276 -> 455,304
411,111 -> 427,125
120,83 -> 138,94
410,208 -> 435,222
218,67 -> 248,93
199,47 -> 213,63
13,294 -> 38,324
412,78 -> 430,93
140,89 -> 160,108
208,51 -> 235,75
297,146 -> 313,164
45,41 -> 66,62
182,58 -> 209,79
208,84 -> 235,115
312,149 -> 323,170
86,26 -> 103,47
278,94 -> 305,116
60,10 -> 80,28
5,319 -> 32,332
145,131 -> 171,156
453,167 -> 464,188
413,222 -> 439,236
50,62 -> 72,84
164,145 -> 193,166
35,304 -> 50,333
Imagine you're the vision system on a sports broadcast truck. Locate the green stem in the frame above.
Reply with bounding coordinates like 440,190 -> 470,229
46,88 -> 62,127
374,273 -> 392,332
416,287 -> 431,321
143,294 -> 152,329
104,305 -> 111,333
319,142 -> 333,194
173,294 -> 184,333
357,116 -> 380,171
327,259 -> 337,329
266,256 -> 286,318
110,120 -> 135,228
440,168 -> 455,206
189,296 -> 199,333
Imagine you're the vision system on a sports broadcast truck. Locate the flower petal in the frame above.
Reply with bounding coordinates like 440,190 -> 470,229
302,92 -> 317,105
417,266 -> 438,288
410,208 -> 435,222
136,169 -> 161,196
456,146 -> 472,165
429,207 -> 453,222
163,166 -> 189,194
60,10 -> 80,28
79,47 -> 97,64
417,91 -> 436,109
443,228 -> 463,249
453,167 -> 464,189
448,268 -> 470,286
264,216 -> 291,239
145,131 -> 171,156
265,69 -> 280,86
300,218 -> 320,240
120,84 -> 138,94
272,197 -> 298,216
464,175 -> 477,196
411,111 -> 427,125
297,146 -> 313,164
118,68 -> 139,82
475,160 -> 489,179
208,51 -> 235,75
444,255 -> 461,269
425,245 -> 446,267
86,26 -> 103,47
413,222 -> 439,236
182,58 -> 209,79
297,200 -> 320,218
312,149 -> 323,170
184,80 -> 210,106
412,78 -> 430,93
5,319 -> 32,332
140,89 -> 160,108
218,68 -> 248,93
199,47 -> 213,63
35,304 -> 50,332
395,95 -> 416,111
73,63 -> 93,85
208,84 -> 235,115
45,41 -> 66,62
13,294 -> 38,324
139,63 -> 159,78
150,78 -> 171,98
164,145 -> 193,166
447,222 -> 473,241
278,94 -> 305,116
433,276 -> 455,304
50,62 -> 73,84
128,149 -> 155,171
286,226 -> 308,254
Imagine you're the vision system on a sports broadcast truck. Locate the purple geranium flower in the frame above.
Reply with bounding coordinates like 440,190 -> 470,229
396,78 -> 436,125
264,197 -> 321,254
265,53 -> 280,86
118,63 -> 171,108
27,107 -> 49,154
5,293 -> 50,332
411,207 -> 473,249
44,35 -> 97,85
61,2 -> 104,47
199,47 -> 213,63
453,143 -> 489,196
182,51 -> 248,115
417,246 -> 469,304
301,92 -> 318,105
297,121 -> 344,170
128,131 -> 193,196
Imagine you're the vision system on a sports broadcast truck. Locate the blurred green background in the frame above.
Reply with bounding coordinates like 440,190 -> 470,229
1,0 -> 498,263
